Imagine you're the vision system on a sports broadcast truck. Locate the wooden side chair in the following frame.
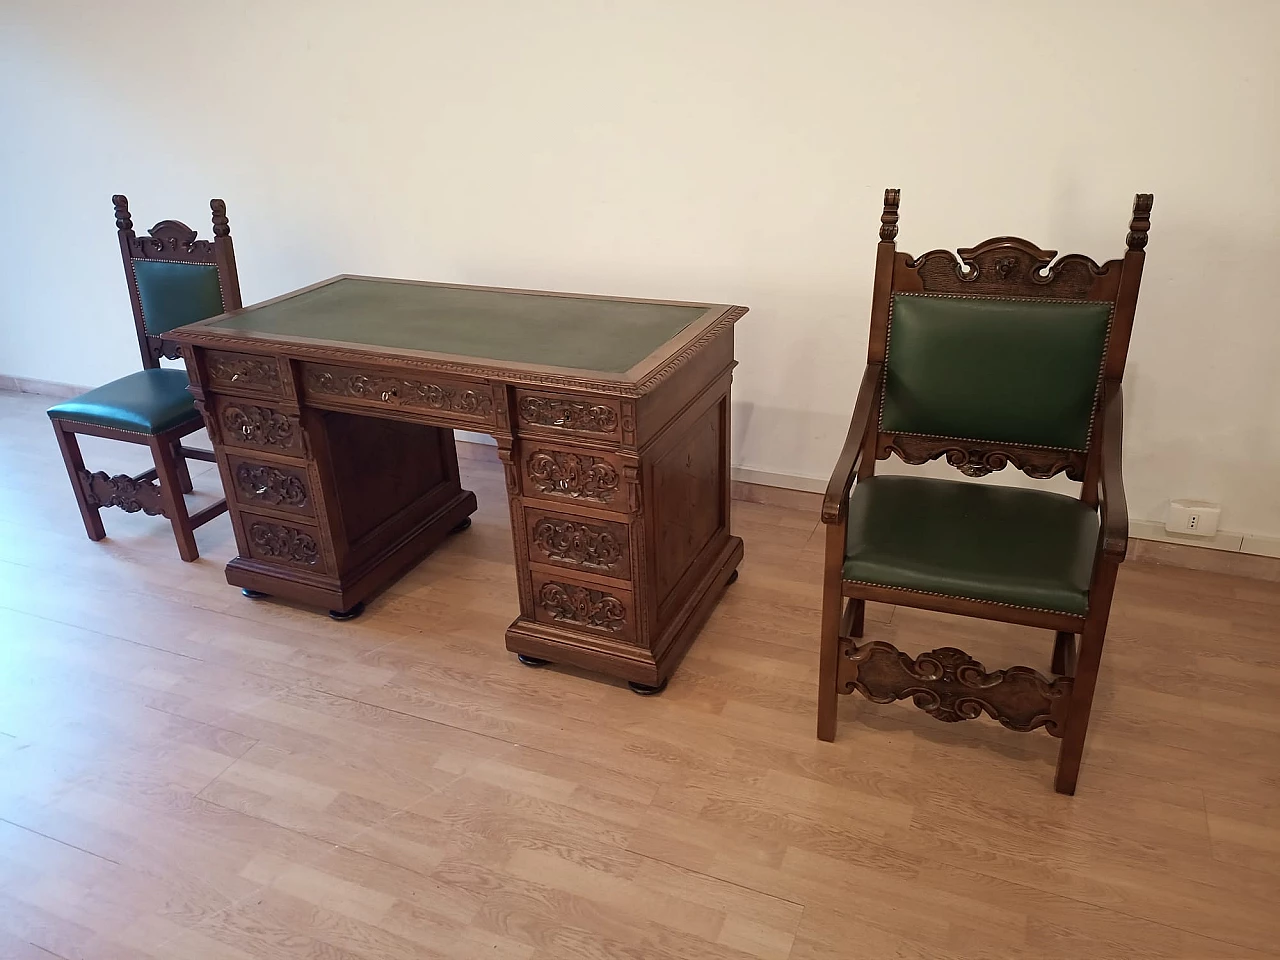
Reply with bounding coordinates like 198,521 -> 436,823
818,189 -> 1152,794
47,196 -> 242,561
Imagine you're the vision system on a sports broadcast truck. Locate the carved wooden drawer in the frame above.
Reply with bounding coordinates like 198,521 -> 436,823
205,350 -> 283,398
529,570 -> 637,645
226,454 -> 315,518
300,362 -> 496,428
519,442 -> 627,513
214,397 -> 306,457
524,507 -> 631,580
514,389 -> 622,442
238,511 -> 329,574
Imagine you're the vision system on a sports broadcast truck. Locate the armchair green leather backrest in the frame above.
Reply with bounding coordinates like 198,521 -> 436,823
880,294 -> 1113,453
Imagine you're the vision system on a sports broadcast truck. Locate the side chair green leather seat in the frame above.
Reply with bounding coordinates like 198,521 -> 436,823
817,189 -> 1152,795
46,195 -> 242,561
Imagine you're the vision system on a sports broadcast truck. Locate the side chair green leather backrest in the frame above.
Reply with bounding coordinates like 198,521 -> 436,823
115,195 -> 242,367
132,259 -> 226,337
881,293 -> 1113,452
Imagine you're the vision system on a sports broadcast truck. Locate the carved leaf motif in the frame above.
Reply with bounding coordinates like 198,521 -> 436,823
248,522 -> 319,566
305,371 -> 492,417
538,582 -> 627,633
880,435 -> 1085,481
78,470 -> 167,517
221,404 -> 297,449
908,241 -> 1108,299
527,451 -> 619,502
209,355 -> 280,390
517,397 -> 618,434
839,640 -> 1072,735
531,518 -> 623,571
234,464 -> 308,508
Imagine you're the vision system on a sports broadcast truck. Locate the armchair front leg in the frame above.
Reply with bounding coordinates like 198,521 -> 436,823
1055,381 -> 1127,793
818,363 -> 880,741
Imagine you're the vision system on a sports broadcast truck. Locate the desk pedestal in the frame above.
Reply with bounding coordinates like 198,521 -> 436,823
186,326 -> 740,686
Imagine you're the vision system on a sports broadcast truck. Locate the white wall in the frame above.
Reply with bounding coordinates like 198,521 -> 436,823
3,0 -> 1278,536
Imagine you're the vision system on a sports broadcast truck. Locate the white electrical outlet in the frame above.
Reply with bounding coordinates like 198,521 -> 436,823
1166,499 -> 1221,537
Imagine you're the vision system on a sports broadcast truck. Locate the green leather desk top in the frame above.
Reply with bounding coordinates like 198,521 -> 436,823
189,276 -> 722,376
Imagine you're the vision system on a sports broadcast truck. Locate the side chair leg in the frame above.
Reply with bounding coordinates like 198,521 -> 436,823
150,435 -> 199,562
51,420 -> 105,541
171,439 -> 194,494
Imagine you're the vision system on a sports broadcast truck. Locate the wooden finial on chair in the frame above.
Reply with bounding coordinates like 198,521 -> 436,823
1126,193 -> 1153,251
880,189 -> 900,242
210,199 -> 230,238
113,194 -> 133,232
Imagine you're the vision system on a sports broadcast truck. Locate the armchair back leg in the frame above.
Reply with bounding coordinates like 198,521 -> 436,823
1053,561 -> 1120,794
843,598 -> 865,639
817,522 -> 846,741
51,421 -> 106,541
1052,631 -> 1078,677
149,434 -> 199,562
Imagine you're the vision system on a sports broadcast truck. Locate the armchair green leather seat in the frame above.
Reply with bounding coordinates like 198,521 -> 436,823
47,368 -> 200,436
843,476 -> 1098,617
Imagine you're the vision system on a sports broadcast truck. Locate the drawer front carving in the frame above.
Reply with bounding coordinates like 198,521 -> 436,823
227,455 -> 314,517
301,362 -> 495,426
525,509 -> 630,579
515,390 -> 621,441
205,351 -> 282,397
530,571 -> 636,643
522,446 -> 623,507
241,514 -> 327,573
216,398 -> 305,456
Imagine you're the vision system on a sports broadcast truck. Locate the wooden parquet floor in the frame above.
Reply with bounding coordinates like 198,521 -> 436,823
1,389 -> 1278,959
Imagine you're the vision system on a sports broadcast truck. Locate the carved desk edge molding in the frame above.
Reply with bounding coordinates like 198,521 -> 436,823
171,304 -> 747,398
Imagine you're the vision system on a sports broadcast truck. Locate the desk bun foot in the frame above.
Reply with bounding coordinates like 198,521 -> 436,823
449,516 -> 472,534
328,601 -> 365,622
241,588 -> 270,600
628,678 -> 668,696
517,654 -> 551,668
726,568 -> 739,585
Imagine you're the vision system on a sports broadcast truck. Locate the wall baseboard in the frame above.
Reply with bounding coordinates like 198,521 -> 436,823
0,375 -> 85,399
6,378 -> 1275,582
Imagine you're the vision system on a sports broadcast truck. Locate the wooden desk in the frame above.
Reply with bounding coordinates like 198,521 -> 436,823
172,276 -> 746,690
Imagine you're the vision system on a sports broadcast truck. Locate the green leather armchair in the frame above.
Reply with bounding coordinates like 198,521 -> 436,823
46,196 -> 242,560
817,189 -> 1150,795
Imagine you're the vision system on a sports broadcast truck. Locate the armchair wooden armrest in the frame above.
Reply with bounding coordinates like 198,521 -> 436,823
1098,381 -> 1128,559
821,363 -> 882,524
